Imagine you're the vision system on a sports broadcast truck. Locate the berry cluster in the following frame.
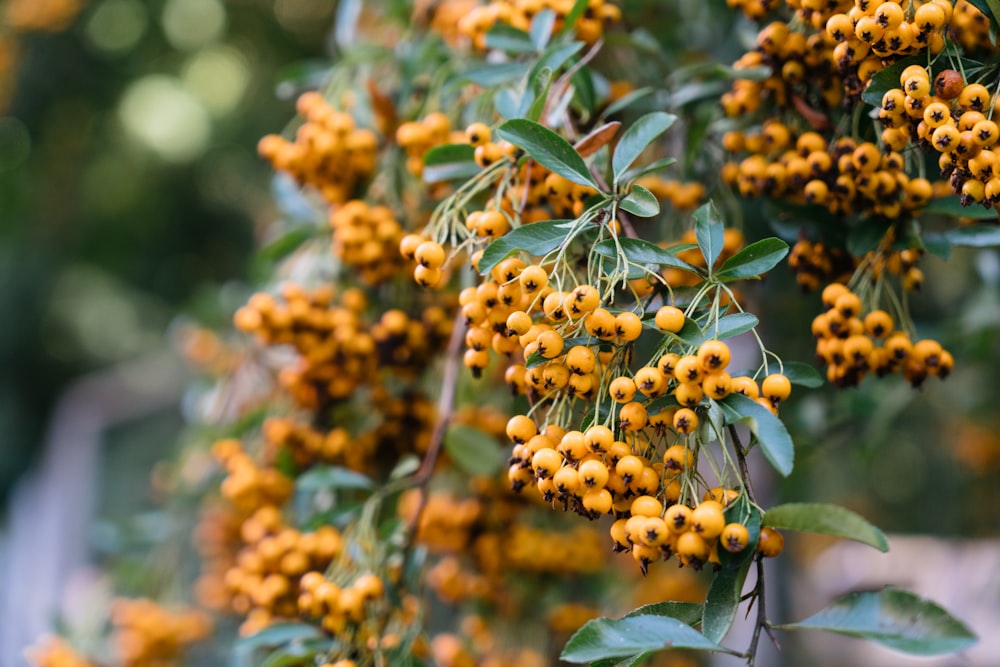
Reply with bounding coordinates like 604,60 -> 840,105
233,284 -> 451,405
329,200 -> 406,285
214,438 -> 294,514
881,66 -> 1000,208
502,324 -> 793,568
722,126 -> 933,219
109,599 -> 212,667
636,176 -> 708,212
262,417 -> 351,469
812,282 -> 953,387
825,0 -> 951,63
457,0 -> 621,50
258,92 -> 378,206
24,638 -> 95,667
298,570 -> 387,635
721,20 -> 843,118
950,0 -> 1000,52
396,112 -> 470,178
430,629 -> 547,667
612,496 -> 784,570
788,238 -> 854,291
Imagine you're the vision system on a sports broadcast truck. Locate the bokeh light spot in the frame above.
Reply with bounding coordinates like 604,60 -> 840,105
161,0 -> 226,51
181,45 -> 250,117
118,75 -> 211,163
84,0 -> 148,55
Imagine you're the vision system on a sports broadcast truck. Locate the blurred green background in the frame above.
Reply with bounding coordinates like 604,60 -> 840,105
0,0 -> 343,505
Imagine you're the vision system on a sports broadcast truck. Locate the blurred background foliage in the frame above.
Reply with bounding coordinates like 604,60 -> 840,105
0,0 -> 346,505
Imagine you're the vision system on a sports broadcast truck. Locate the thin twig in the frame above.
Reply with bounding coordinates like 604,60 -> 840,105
403,310 -> 467,551
616,209 -> 640,240
746,555 -> 767,665
728,424 -> 757,504
546,38 -> 605,126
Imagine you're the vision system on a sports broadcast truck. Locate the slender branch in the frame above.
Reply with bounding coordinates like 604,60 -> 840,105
728,424 -> 757,504
546,38 -> 605,127
746,554 -> 780,665
403,310 -> 467,551
615,207 -> 640,240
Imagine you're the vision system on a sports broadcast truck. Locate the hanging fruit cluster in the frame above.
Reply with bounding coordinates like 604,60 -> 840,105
717,0 -> 1000,394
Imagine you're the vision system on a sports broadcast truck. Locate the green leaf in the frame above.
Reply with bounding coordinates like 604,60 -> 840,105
621,156 -> 676,183
778,587 -> 977,656
296,466 -> 374,492
484,24 -> 536,53
644,393 -> 680,416
494,87 -> 520,120
694,201 -> 725,271
560,614 -> 732,663
274,60 -> 331,97
781,361 -> 823,388
234,624 -> 321,654
530,9 -> 557,50
422,143 -> 480,183
561,0 -> 589,33
718,64 -> 772,81
624,602 -> 704,626
532,41 -> 585,81
478,219 -> 571,275
260,639 -> 329,667
525,68 -> 555,122
763,503 -> 889,552
525,349 -> 546,369
921,196 -> 999,220
571,67 -> 597,120
716,238 -> 789,281
256,226 -> 320,266
274,447 -> 297,478
612,111 -> 677,184
720,393 -> 794,477
389,455 -> 420,481
590,603 -> 705,667
600,86 -> 655,119
496,119 -> 598,189
461,62 -> 529,87
619,185 -> 660,217
702,559 -> 752,645
590,656 -> 649,667
680,312 -> 759,347
593,237 -> 699,273
444,424 -> 506,477
667,80 -> 727,107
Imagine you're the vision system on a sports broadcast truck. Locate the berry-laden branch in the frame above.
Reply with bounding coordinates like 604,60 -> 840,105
25,1 -> 990,666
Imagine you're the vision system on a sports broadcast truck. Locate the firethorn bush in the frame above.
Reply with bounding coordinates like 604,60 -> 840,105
29,0 -> 1000,665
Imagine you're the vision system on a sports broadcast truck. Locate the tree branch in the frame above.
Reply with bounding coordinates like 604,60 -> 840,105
403,310 -> 467,550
